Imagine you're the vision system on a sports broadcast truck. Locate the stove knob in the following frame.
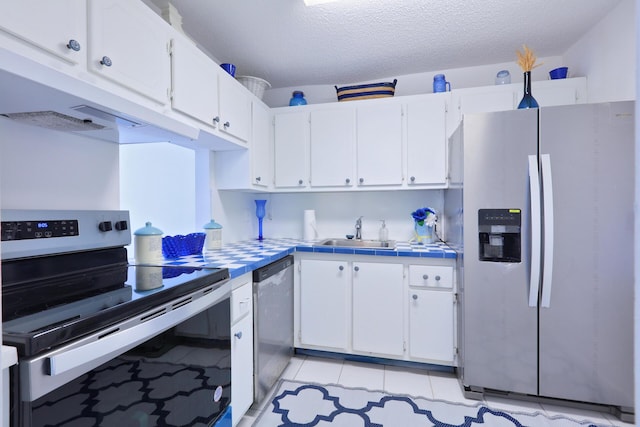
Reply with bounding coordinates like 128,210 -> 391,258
115,220 -> 128,231
98,221 -> 113,232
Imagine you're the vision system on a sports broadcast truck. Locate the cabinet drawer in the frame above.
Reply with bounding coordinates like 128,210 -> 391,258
231,282 -> 253,323
409,265 -> 453,288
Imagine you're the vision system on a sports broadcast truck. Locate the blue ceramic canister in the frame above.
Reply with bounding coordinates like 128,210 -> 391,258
289,91 -> 307,106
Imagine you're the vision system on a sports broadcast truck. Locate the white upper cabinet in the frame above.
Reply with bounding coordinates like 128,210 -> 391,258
356,102 -> 403,186
518,77 -> 587,107
252,101 -> 272,188
170,36 -> 219,128
0,0 -> 86,67
406,95 -> 448,186
274,111 -> 309,188
217,72 -> 252,143
87,0 -> 171,105
310,107 -> 356,187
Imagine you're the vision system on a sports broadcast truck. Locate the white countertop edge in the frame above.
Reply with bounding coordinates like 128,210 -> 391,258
2,345 -> 18,370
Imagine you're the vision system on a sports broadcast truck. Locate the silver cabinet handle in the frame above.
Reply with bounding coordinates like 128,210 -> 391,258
423,274 -> 428,280
298,179 -> 304,185
100,56 -> 112,67
255,176 -> 261,182
213,116 -> 220,124
345,178 -> 350,184
412,294 -> 418,300
224,121 -> 230,128
359,178 -> 364,184
435,275 -> 441,281
66,39 -> 81,51
234,331 -> 243,339
410,176 -> 416,182
354,266 -> 360,272
339,265 -> 344,271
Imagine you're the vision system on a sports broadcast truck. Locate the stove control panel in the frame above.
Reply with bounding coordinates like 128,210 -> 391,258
0,209 -> 131,260
1,219 -> 79,241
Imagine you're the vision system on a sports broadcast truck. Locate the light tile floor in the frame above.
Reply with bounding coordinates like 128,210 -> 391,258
238,355 -> 634,427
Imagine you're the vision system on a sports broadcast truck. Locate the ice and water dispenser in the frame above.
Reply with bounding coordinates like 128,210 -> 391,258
478,209 -> 521,263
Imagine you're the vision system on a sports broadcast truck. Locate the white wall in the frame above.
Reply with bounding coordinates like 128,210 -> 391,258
263,56 -> 566,108
119,142 -> 198,249
215,189 -> 445,244
0,118 -> 119,209
564,0 -> 635,103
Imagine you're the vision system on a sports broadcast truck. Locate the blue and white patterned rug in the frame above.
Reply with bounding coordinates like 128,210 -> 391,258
253,380 -> 615,427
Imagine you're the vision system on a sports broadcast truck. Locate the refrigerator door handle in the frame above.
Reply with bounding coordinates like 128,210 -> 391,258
540,154 -> 555,308
528,155 -> 541,307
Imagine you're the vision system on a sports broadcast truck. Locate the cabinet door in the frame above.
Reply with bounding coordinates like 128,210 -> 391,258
409,289 -> 454,363
252,102 -> 272,188
231,314 -> 254,426
171,36 -> 219,127
218,72 -> 252,142
310,108 -> 356,187
356,103 -> 403,186
406,97 -> 447,186
352,262 -> 404,356
0,0 -> 86,66
299,259 -> 349,350
87,0 -> 170,104
274,112 -> 309,188
520,77 -> 587,107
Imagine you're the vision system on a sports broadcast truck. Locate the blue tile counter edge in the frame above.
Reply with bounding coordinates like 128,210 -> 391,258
152,238 -> 456,279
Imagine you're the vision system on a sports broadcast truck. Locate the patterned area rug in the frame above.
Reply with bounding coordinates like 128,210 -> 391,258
254,380 -> 615,427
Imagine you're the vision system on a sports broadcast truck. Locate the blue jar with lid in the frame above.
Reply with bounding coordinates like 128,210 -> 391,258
289,91 -> 307,106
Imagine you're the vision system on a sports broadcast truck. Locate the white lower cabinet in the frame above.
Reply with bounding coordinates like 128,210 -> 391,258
409,289 -> 455,363
352,262 -> 404,356
230,276 -> 253,426
295,254 -> 457,366
299,259 -> 349,350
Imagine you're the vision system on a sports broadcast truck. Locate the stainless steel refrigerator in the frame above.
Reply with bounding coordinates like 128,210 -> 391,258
455,102 -> 634,418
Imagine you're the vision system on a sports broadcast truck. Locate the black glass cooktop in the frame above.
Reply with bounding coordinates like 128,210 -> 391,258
2,248 -> 229,357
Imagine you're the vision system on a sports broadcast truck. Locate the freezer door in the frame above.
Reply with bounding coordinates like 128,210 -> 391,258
461,109 -> 539,395
538,102 -> 634,407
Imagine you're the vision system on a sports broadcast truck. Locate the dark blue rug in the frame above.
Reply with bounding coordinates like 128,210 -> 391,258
254,380 -> 614,427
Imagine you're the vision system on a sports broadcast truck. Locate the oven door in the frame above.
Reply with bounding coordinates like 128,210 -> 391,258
13,281 -> 231,427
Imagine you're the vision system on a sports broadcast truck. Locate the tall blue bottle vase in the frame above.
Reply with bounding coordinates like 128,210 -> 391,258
518,71 -> 539,109
255,199 -> 267,241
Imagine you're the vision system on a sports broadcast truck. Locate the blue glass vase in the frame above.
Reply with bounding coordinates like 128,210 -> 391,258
255,199 -> 267,241
518,71 -> 539,109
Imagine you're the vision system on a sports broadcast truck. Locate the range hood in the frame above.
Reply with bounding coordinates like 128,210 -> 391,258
0,66 -> 200,145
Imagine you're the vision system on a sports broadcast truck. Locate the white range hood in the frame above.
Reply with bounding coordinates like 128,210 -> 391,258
0,60 -> 200,145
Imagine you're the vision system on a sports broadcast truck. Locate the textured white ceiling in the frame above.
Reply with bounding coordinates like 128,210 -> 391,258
163,0 -> 620,89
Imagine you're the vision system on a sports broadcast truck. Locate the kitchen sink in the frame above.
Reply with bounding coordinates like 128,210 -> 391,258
316,238 -> 396,250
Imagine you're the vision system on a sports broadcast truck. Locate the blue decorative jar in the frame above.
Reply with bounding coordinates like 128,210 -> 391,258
289,91 -> 307,106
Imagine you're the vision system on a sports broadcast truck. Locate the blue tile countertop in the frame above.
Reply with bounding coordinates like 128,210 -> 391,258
153,238 -> 456,279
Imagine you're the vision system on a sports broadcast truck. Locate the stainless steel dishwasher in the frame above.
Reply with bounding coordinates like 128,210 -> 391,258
252,255 -> 294,404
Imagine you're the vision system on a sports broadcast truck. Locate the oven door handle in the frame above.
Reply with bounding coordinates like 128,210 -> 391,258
47,284 -> 229,377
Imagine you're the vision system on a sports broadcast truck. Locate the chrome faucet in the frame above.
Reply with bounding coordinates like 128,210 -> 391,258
355,216 -> 363,240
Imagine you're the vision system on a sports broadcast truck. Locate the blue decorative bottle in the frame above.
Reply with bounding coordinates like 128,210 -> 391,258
518,71 -> 539,109
289,91 -> 307,106
255,199 -> 267,241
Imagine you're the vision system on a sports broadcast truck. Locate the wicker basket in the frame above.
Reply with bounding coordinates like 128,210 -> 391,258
335,79 -> 397,102
237,76 -> 271,100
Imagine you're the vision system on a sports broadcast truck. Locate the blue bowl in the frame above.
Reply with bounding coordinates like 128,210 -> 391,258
549,67 -> 568,79
220,63 -> 236,77
162,233 -> 205,258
